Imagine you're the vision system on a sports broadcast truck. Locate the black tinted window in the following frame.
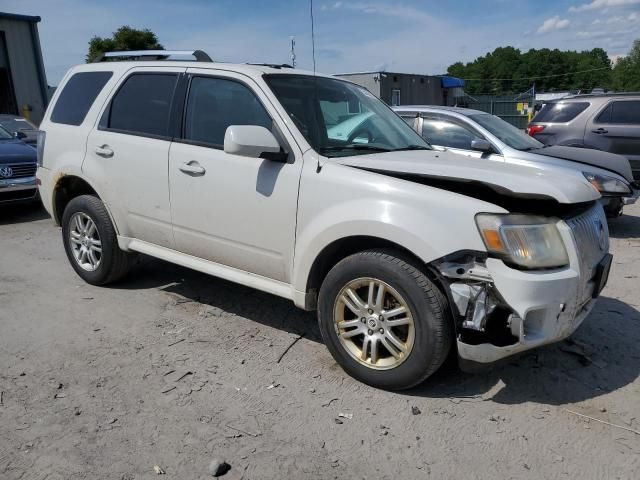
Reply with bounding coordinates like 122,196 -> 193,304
421,115 -> 477,149
610,101 -> 640,124
184,77 -> 271,146
108,74 -> 177,137
533,102 -> 589,123
51,72 -> 112,125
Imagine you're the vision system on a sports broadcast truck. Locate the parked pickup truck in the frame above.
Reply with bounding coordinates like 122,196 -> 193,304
37,51 -> 612,390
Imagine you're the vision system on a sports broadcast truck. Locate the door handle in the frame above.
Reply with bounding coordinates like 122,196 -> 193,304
94,145 -> 114,158
592,128 -> 608,134
179,161 -> 206,175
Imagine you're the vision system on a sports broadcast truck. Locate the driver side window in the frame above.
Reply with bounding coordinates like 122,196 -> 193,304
421,115 -> 479,150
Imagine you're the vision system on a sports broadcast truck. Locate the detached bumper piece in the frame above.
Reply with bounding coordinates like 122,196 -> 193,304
436,203 -> 611,367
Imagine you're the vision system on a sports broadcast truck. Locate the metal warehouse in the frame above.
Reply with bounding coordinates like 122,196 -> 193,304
0,12 -> 48,124
335,71 -> 465,107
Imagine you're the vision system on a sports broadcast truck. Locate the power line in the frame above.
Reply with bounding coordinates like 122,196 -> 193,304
461,66 -> 610,81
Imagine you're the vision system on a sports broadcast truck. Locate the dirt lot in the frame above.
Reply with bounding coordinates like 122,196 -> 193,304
1,201 -> 639,480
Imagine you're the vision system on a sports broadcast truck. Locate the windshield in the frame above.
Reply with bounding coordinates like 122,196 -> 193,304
0,116 -> 36,134
470,113 -> 544,151
264,74 -> 431,157
0,126 -> 13,140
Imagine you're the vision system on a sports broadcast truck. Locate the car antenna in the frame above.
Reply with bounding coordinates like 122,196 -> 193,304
310,0 -> 323,172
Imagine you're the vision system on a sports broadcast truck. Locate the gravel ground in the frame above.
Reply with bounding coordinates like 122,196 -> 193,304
1,201 -> 639,480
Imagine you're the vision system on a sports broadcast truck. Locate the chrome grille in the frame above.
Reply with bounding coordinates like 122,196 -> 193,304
565,204 -> 609,301
0,164 -> 37,179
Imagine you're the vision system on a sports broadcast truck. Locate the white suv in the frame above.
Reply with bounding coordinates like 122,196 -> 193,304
37,51 -> 612,390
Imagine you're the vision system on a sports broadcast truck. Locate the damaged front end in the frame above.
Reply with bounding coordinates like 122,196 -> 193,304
433,253 -> 524,371
432,199 -> 610,370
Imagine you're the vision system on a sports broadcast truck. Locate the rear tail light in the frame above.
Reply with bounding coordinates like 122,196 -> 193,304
526,124 -> 545,137
36,130 -> 46,167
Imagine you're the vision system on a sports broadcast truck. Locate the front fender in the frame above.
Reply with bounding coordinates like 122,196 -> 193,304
291,160 -> 504,296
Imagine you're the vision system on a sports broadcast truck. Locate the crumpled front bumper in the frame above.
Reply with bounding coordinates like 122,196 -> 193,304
456,206 -> 609,365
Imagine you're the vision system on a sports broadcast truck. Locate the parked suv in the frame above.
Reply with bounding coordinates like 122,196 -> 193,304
528,94 -> 640,180
37,51 -> 612,390
394,105 -> 637,217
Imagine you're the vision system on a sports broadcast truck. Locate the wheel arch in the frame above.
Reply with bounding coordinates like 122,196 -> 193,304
52,174 -> 102,225
300,235 -> 447,310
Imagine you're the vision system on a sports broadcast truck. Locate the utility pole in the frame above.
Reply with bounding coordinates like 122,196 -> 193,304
290,36 -> 296,68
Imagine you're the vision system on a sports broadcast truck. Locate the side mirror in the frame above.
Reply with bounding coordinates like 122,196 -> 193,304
471,138 -> 492,152
224,125 -> 287,162
14,131 -> 27,139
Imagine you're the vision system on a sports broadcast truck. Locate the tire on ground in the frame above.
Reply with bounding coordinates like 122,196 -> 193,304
61,194 -> 135,285
318,249 -> 453,390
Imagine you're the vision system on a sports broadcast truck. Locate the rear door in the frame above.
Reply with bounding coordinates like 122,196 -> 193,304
84,67 -> 186,247
586,99 -> 640,180
168,69 -> 303,282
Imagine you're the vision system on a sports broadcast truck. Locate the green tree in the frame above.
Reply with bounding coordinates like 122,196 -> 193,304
86,26 -> 163,63
447,46 -> 614,94
612,39 -> 640,91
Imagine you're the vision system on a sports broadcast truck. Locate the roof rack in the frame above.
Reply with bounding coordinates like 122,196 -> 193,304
563,91 -> 640,99
246,63 -> 293,69
93,50 -> 213,63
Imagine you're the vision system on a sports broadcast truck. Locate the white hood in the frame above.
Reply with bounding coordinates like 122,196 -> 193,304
333,149 -> 601,204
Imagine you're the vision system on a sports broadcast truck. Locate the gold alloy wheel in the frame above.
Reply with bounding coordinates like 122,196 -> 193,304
333,277 -> 415,370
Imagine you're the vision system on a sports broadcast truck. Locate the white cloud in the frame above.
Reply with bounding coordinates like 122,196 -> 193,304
537,16 -> 571,33
569,0 -> 640,13
324,2 -> 435,23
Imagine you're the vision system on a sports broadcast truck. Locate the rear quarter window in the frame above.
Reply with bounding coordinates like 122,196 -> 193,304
50,71 -> 113,126
533,102 -> 589,123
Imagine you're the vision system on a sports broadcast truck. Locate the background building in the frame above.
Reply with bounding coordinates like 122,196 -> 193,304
335,71 -> 465,107
0,12 -> 48,125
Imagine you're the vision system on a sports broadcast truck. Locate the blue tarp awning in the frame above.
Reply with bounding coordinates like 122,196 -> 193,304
440,76 -> 465,89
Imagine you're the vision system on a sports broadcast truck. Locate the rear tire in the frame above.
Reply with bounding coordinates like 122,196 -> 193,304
317,249 -> 453,390
61,195 -> 135,285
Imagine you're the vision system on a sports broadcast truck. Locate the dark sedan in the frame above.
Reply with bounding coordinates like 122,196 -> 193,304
0,125 -> 38,205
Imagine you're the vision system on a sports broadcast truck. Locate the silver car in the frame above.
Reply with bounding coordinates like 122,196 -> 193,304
393,106 -> 638,217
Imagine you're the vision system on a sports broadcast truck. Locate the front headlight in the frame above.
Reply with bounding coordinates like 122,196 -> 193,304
583,171 -> 631,195
475,214 -> 569,269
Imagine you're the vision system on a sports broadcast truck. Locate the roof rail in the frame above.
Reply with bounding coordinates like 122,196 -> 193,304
563,91 -> 640,99
246,63 -> 293,69
93,50 -> 213,63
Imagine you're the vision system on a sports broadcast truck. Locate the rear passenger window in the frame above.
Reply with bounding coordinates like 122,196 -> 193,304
533,102 -> 589,123
107,74 -> 177,137
183,77 -> 271,147
609,101 -> 640,124
50,72 -> 112,125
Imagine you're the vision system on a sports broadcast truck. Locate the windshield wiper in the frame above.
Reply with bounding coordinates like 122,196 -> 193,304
320,145 -> 392,154
392,145 -> 431,151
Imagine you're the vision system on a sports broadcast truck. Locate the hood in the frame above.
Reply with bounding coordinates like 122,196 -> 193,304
333,149 -> 600,204
0,139 -> 37,164
531,145 -> 633,182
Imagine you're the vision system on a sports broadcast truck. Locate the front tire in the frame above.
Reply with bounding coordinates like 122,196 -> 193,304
318,250 -> 453,390
61,195 -> 135,285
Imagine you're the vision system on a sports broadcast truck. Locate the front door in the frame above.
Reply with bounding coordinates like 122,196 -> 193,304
168,70 -> 302,282
84,67 -> 185,248
585,99 -> 640,179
